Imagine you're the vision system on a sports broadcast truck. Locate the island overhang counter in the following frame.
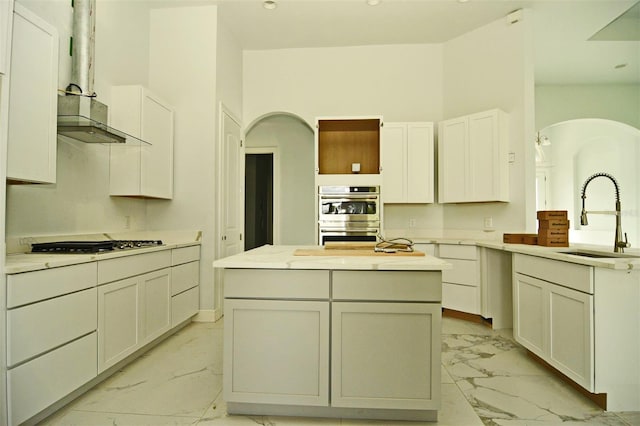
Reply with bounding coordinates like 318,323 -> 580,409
213,245 -> 451,422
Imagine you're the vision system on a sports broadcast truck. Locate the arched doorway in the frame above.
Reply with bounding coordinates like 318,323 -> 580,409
244,113 -> 315,249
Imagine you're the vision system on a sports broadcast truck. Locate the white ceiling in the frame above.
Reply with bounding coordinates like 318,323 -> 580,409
147,0 -> 640,85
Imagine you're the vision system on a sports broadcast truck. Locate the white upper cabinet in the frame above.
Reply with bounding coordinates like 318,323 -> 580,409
438,109 -> 509,203
381,122 -> 434,204
7,3 -> 58,184
0,0 -> 13,75
109,85 -> 174,199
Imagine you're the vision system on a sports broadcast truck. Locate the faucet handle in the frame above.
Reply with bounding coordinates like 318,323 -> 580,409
624,232 -> 631,248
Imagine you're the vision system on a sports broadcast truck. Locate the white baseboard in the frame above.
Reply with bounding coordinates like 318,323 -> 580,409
193,309 -> 222,323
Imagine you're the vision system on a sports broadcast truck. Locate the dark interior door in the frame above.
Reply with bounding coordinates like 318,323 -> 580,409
245,153 -> 273,250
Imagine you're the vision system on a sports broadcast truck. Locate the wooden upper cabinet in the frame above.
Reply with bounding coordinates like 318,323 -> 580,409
316,118 -> 381,175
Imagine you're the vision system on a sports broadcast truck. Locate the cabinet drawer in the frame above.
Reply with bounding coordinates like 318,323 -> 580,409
332,271 -> 441,302
442,282 -> 480,314
514,254 -> 593,294
172,245 -> 200,265
8,332 -> 97,426
172,286 -> 199,327
7,288 -> 97,367
224,269 -> 330,299
98,250 -> 171,284
7,262 -> 97,308
171,261 -> 199,295
438,244 -> 477,260
441,259 -> 478,286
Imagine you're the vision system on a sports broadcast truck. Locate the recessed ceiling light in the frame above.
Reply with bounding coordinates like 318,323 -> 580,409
366,0 -> 381,6
263,0 -> 277,10
458,0 -> 470,3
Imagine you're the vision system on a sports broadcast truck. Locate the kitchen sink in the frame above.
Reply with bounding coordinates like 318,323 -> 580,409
558,249 -> 640,259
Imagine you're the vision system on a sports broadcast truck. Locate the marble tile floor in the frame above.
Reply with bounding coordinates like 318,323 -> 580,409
41,317 -> 639,426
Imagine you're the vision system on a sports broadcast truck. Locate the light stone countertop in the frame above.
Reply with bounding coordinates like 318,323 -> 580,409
212,244 -> 452,271
408,236 -> 640,271
5,230 -> 202,274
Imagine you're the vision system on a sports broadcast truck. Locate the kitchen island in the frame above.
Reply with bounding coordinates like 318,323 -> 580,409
213,245 -> 451,422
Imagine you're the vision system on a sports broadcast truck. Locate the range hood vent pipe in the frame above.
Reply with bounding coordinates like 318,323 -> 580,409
57,0 -> 131,144
68,0 -> 96,97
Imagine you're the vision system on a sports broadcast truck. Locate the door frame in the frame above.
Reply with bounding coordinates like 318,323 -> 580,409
216,102 -> 244,320
246,147 -> 280,245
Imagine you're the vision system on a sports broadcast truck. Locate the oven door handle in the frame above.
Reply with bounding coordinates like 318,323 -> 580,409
319,195 -> 378,201
319,228 -> 380,233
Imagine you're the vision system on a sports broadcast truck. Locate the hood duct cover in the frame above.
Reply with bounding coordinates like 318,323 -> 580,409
57,0 -> 143,145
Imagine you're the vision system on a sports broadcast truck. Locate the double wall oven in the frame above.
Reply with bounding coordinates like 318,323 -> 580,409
318,185 -> 380,244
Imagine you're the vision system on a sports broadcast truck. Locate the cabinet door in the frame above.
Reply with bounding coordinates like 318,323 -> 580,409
0,0 -> 13,75
141,92 -> 174,198
407,122 -> 434,203
513,273 -> 547,358
548,284 -> 594,391
331,302 -> 440,410
468,110 -> 508,202
438,117 -> 467,203
141,268 -> 171,344
7,3 -> 58,183
109,85 -> 174,199
380,123 -> 406,203
224,299 -> 329,406
98,277 -> 142,373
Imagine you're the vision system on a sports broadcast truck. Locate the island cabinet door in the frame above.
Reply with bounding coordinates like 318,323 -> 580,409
331,302 -> 441,410
224,299 -> 330,406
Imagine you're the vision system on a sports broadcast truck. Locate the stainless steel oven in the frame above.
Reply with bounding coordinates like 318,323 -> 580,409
318,186 -> 380,244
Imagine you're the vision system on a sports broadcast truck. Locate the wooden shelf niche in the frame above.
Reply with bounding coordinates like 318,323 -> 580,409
317,118 -> 380,175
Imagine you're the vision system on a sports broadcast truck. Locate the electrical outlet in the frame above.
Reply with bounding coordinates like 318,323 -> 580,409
484,217 -> 493,229
124,215 -> 131,229
409,218 -> 417,228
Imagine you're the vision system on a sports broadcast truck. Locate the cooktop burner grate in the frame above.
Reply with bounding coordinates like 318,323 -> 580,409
31,240 -> 163,254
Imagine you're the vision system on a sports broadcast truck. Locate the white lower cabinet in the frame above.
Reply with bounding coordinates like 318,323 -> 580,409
224,299 -> 330,406
98,268 -> 171,373
223,268 -> 441,418
171,245 -> 200,326
331,302 -> 440,410
5,263 -> 98,425
8,333 -> 97,426
513,254 -> 594,391
438,244 -> 480,314
4,244 -> 201,425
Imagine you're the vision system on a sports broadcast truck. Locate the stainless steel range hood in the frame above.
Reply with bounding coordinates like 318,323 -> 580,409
57,0 -> 145,145
57,95 -> 128,144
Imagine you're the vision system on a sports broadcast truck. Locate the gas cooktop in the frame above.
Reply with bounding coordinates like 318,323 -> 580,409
31,240 -> 164,254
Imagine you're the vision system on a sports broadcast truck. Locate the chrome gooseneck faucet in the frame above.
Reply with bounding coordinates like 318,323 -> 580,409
580,172 -> 630,253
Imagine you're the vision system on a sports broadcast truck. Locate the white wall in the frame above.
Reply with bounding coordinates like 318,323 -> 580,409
216,17 -> 243,123
244,44 -> 444,128
441,9 -> 536,234
245,115 -> 315,244
146,5 -> 225,317
536,84 -> 640,130
6,0 -> 149,239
